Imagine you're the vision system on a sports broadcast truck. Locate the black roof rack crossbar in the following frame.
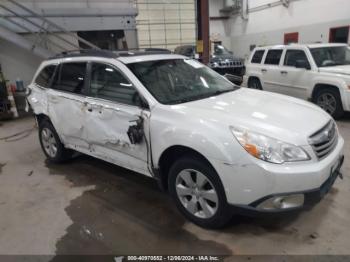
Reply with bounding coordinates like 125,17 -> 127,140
49,49 -> 119,59
116,50 -> 172,57
49,48 -> 172,60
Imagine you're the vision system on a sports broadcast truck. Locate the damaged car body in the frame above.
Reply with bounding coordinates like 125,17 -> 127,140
28,50 -> 344,228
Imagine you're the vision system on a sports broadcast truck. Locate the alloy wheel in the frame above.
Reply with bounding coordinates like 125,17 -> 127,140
317,93 -> 337,115
41,127 -> 58,158
175,169 -> 218,219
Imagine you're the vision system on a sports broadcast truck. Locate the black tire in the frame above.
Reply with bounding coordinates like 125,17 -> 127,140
314,88 -> 344,119
168,155 -> 232,229
38,121 -> 73,163
248,77 -> 262,90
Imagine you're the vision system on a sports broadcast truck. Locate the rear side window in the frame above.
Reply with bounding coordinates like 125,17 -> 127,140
251,50 -> 265,63
90,63 -> 137,105
284,50 -> 310,67
34,65 -> 57,87
264,50 -> 283,65
52,62 -> 87,94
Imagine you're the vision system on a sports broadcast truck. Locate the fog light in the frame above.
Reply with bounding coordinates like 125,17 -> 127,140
256,194 -> 304,210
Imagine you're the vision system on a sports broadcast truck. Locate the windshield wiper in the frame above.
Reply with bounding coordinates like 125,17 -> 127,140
167,93 -> 211,104
211,88 -> 237,96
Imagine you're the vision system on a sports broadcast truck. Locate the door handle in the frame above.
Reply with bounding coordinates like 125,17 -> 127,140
261,69 -> 267,73
280,71 -> 288,75
83,101 -> 93,112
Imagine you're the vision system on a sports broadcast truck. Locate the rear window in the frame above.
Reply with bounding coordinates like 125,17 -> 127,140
251,50 -> 265,64
34,65 -> 57,87
264,49 -> 283,65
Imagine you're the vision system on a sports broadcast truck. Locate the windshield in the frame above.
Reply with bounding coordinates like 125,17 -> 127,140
127,59 -> 238,105
213,44 -> 232,56
310,46 -> 350,67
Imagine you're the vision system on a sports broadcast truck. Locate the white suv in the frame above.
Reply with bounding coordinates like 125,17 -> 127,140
244,43 -> 350,119
28,49 -> 344,228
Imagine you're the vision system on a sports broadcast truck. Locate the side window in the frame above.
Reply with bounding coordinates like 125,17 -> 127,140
90,63 -> 137,106
284,50 -> 310,67
264,49 -> 283,65
34,65 -> 57,87
52,62 -> 87,94
251,50 -> 265,64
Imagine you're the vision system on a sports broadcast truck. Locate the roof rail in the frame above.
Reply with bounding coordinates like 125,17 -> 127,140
49,49 -> 118,59
145,48 -> 171,52
49,48 -> 173,60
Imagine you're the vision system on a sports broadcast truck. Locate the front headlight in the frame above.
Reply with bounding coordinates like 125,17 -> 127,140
230,126 -> 310,164
210,62 -> 219,68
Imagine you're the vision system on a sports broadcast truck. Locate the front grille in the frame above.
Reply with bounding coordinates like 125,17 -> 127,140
308,120 -> 338,159
218,61 -> 242,68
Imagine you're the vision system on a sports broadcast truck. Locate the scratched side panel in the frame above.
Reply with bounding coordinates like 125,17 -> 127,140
83,98 -> 151,176
27,84 -> 49,116
46,89 -> 89,149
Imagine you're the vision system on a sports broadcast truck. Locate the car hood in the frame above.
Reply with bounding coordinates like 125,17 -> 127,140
319,65 -> 350,76
178,88 -> 331,145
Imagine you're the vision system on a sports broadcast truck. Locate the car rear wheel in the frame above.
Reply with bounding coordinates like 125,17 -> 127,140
39,121 -> 73,163
168,155 -> 232,228
248,78 -> 262,90
314,89 -> 344,119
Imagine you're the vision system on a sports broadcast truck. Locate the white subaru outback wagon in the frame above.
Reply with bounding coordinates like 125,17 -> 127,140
28,49 -> 344,228
244,43 -> 350,119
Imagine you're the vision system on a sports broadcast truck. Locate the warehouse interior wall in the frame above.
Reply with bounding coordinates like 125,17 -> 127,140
0,0 -> 138,88
136,0 -> 196,50
0,0 -> 137,33
209,0 -> 231,45
209,0 -> 350,59
0,37 -> 42,88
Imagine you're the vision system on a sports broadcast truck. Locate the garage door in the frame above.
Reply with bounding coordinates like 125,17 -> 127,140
136,0 -> 196,51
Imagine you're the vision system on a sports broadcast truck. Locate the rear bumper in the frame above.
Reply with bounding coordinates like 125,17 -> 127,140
230,155 -> 344,216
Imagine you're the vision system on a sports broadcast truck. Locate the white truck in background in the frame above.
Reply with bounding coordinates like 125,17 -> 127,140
244,43 -> 350,119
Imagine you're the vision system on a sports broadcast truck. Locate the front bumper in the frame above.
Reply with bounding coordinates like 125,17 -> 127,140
210,135 -> 345,209
341,88 -> 350,112
230,155 -> 344,215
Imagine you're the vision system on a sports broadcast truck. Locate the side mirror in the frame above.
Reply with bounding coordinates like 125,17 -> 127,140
295,60 -> 311,70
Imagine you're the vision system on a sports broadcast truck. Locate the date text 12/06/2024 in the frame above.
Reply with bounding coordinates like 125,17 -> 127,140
120,256 -> 221,261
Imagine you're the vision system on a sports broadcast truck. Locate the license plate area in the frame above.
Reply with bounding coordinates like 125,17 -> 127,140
319,155 -> 344,198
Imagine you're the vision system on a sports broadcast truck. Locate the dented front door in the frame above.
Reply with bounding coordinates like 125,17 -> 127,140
83,62 -> 151,176
83,98 -> 150,175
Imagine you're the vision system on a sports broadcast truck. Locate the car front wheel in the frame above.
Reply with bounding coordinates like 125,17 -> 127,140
168,155 -> 232,228
314,88 -> 344,119
248,78 -> 262,90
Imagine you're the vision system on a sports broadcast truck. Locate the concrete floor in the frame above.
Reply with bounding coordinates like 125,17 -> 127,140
0,116 -> 350,256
